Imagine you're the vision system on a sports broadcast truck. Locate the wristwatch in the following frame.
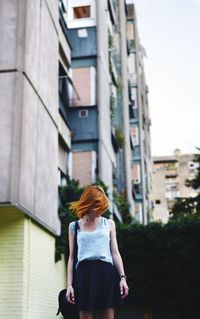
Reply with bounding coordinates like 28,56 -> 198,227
120,274 -> 127,280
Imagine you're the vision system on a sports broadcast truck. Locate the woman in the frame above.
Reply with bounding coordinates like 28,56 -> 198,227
66,185 -> 129,319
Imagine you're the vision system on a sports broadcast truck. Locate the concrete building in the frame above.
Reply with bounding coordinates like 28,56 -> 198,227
65,0 -> 152,223
0,1 -> 70,317
152,149 -> 200,223
65,0 -> 126,222
125,1 -> 152,224
0,0 -> 152,316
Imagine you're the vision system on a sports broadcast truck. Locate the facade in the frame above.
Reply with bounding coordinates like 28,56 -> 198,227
65,0 -> 152,224
0,0 -> 152,316
0,1 -> 69,317
152,149 -> 200,223
125,2 -> 152,224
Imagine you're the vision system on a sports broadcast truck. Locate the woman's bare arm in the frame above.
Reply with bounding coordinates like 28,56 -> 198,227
66,223 -> 76,304
109,219 -> 129,298
109,219 -> 125,275
67,223 -> 75,287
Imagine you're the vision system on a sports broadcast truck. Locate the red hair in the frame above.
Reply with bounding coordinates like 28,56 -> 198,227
69,185 -> 109,218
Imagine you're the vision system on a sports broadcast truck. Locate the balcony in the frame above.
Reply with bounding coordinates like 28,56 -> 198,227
59,63 -> 81,125
108,0 -> 117,25
109,51 -> 118,85
128,82 -> 137,104
132,145 -> 141,161
59,6 -> 72,67
111,126 -> 119,152
128,72 -> 137,87
165,163 -> 178,178
165,169 -> 178,178
127,39 -> 136,54
125,0 -> 134,20
129,106 -> 139,123
132,181 -> 143,201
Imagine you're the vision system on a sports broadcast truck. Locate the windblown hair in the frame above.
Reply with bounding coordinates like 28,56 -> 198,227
69,185 -> 109,218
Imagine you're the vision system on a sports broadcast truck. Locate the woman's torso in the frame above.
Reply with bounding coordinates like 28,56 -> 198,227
70,216 -> 113,267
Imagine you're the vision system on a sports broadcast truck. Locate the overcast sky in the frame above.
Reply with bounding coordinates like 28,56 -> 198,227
133,0 -> 200,156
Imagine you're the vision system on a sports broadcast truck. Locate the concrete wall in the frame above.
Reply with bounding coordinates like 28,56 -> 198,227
119,0 -> 135,216
96,0 -> 116,192
152,153 -> 199,223
0,209 -> 66,319
0,0 -> 60,234
177,154 -> 197,197
152,168 -> 169,223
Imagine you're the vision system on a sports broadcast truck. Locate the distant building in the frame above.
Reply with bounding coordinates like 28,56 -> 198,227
127,3 -> 152,224
152,149 -> 199,223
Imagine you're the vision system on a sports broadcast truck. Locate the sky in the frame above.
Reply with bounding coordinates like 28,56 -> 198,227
133,0 -> 200,156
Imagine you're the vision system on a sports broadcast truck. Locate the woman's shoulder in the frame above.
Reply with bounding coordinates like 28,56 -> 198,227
102,217 -> 115,227
69,220 -> 78,233
108,219 -> 115,227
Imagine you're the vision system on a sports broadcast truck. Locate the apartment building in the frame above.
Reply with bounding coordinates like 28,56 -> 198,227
152,149 -> 199,223
0,1 -> 70,317
64,0 -> 152,223
126,2 -> 152,224
0,1 -> 152,316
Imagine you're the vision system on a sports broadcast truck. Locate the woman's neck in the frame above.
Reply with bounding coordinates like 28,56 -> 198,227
84,214 -> 100,223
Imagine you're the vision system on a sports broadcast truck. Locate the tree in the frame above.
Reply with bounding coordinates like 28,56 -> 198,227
169,148 -> 200,221
55,176 -> 83,262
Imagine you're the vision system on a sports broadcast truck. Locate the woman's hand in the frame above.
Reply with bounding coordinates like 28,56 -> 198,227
119,278 -> 129,299
66,286 -> 75,304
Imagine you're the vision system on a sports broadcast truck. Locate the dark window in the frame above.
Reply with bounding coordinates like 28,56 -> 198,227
73,6 -> 91,19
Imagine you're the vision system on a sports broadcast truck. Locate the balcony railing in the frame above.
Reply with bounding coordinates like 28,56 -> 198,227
132,145 -> 141,160
128,72 -> 137,87
165,169 -> 178,178
109,51 -> 118,85
127,39 -> 136,53
108,0 -> 117,24
125,0 -> 134,20
129,106 -> 138,121
132,181 -> 143,200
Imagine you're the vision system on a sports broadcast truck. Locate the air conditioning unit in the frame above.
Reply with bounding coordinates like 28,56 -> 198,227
79,109 -> 88,118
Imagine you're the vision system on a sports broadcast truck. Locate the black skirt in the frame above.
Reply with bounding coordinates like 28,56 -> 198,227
75,260 -> 121,312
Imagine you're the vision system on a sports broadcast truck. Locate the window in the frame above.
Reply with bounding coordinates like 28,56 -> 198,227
79,109 -> 88,118
130,126 -> 139,145
131,164 -> 141,182
166,182 -> 178,191
72,151 -> 96,187
155,199 -> 161,204
165,191 -> 180,200
73,6 -> 91,19
188,161 -> 199,170
71,67 -> 96,106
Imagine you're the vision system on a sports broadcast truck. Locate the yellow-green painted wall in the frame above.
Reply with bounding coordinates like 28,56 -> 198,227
0,210 -> 25,318
0,209 -> 66,318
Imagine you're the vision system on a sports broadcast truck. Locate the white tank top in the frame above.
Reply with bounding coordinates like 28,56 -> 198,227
70,217 -> 113,268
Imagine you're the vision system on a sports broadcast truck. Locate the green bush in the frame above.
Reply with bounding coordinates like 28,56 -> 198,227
117,217 -> 200,317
